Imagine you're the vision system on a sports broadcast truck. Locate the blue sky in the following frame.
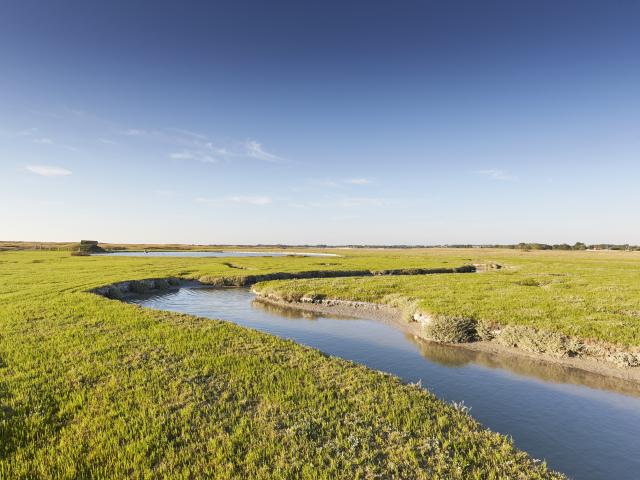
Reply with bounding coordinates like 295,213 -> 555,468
1,0 -> 639,244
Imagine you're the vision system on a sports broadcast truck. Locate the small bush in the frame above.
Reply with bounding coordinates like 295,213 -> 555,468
495,326 -> 582,357
381,294 -> 419,322
476,321 -> 495,341
606,352 -> 640,367
302,292 -> 326,302
425,316 -> 478,343
282,291 -> 304,302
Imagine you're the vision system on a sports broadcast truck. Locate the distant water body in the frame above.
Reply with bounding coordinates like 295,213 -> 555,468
95,251 -> 338,258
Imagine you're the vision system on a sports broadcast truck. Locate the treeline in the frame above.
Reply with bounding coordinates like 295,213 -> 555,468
445,242 -> 640,251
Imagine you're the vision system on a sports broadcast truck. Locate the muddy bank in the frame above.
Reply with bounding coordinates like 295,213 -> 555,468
89,264 -> 477,297
89,263 -> 479,299
197,264 -> 477,287
253,291 -> 640,386
90,277 -> 193,299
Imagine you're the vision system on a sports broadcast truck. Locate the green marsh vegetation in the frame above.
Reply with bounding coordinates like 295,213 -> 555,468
255,249 -> 640,356
0,249 -> 563,478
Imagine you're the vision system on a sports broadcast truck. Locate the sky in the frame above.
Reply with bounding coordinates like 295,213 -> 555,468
1,0 -> 639,245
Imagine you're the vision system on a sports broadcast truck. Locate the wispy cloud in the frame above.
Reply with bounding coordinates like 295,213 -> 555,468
245,140 -> 282,162
312,177 -> 374,188
195,195 -> 272,206
337,197 -> 386,207
167,128 -> 208,140
313,179 -> 340,188
122,128 -> 146,136
288,196 -> 390,209
26,165 -> 72,177
169,138 -> 282,165
115,125 -> 283,165
33,137 -> 79,152
1,127 -> 78,151
345,177 -> 372,185
476,169 -> 518,181
28,109 -> 64,119
227,195 -> 272,205
10,127 -> 39,137
169,150 -> 218,163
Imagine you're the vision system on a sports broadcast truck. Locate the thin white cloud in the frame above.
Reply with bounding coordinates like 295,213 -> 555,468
28,109 -> 64,119
30,135 -> 78,152
169,150 -> 217,163
26,165 -> 72,177
168,128 -> 208,140
290,196 -> 390,209
338,197 -> 386,207
228,195 -> 272,205
312,177 -> 374,188
1,126 -> 79,152
313,179 -> 340,188
12,127 -> 39,137
476,169 -> 518,181
245,140 -> 281,162
345,178 -> 372,185
122,128 -> 146,136
196,195 -> 272,206
169,151 -> 195,160
98,138 -> 118,145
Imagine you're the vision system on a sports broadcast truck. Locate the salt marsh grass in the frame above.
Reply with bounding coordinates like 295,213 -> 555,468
0,249 -> 562,478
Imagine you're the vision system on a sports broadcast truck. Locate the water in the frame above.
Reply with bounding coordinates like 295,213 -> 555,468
96,251 -> 336,258
127,287 -> 640,479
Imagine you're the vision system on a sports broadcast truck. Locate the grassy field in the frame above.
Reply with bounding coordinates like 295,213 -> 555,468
255,249 -> 640,350
0,250 -> 561,479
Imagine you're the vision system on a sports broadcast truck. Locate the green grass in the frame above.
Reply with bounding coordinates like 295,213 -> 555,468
0,250 -> 562,478
255,249 -> 640,348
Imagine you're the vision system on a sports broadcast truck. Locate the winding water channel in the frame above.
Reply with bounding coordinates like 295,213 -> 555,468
127,286 -> 640,479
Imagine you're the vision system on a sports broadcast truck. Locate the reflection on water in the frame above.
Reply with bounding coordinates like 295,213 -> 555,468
251,299 -> 327,320
127,287 -> 640,480
410,335 -> 640,398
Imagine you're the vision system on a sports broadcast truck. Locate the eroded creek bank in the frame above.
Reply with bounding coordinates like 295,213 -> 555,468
90,267 -> 640,383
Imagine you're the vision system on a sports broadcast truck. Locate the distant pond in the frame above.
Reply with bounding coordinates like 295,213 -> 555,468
95,251 -> 338,258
